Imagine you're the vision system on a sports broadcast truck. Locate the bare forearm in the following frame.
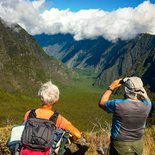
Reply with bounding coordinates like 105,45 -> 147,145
99,89 -> 112,108
98,79 -> 122,109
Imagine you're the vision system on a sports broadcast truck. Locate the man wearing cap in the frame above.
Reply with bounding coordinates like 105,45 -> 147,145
98,76 -> 152,155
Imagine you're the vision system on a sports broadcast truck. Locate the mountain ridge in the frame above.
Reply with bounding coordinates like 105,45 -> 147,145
33,33 -> 155,93
0,20 -> 72,95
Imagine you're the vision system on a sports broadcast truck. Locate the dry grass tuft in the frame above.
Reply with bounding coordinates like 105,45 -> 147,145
0,125 -> 155,155
143,125 -> 155,155
84,130 -> 110,155
0,125 -> 12,155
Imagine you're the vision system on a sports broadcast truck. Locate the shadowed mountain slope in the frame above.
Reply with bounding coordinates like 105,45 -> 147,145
34,33 -> 155,93
95,34 -> 155,93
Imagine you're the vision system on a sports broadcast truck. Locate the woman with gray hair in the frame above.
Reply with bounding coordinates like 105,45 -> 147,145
38,81 -> 60,105
22,81 -> 81,155
98,76 -> 152,155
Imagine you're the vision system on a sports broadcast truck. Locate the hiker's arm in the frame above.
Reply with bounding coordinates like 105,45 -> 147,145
98,79 -> 122,110
65,122 -> 81,141
23,111 -> 30,121
56,115 -> 81,141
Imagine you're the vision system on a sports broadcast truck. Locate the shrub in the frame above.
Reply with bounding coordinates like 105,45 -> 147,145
0,125 -> 12,155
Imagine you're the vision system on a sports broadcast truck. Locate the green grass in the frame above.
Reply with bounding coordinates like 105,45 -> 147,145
0,89 -> 39,126
56,84 -> 111,131
0,71 -> 111,131
1,69 -> 153,132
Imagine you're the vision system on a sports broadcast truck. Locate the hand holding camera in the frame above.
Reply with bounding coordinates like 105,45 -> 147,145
109,79 -> 123,90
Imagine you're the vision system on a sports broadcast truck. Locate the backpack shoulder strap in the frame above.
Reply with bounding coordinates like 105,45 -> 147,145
49,111 -> 59,124
28,109 -> 36,119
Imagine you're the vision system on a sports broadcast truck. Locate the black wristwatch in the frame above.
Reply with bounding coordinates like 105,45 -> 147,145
107,87 -> 113,92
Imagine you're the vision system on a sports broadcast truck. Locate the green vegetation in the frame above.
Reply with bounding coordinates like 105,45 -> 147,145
0,71 -> 111,131
0,20 -> 72,95
0,89 -> 39,126
57,84 -> 111,131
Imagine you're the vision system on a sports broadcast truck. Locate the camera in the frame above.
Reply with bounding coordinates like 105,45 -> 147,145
119,78 -> 129,84
119,79 -> 125,84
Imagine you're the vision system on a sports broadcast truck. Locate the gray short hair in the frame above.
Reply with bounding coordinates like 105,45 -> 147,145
38,81 -> 60,104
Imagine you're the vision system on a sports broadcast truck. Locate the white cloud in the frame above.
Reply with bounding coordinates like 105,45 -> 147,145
0,0 -> 43,31
0,0 -> 155,41
32,0 -> 45,10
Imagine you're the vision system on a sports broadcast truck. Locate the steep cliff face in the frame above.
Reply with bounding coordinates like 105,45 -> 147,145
34,34 -> 114,70
0,20 -> 71,94
34,33 -> 155,92
95,34 -> 155,91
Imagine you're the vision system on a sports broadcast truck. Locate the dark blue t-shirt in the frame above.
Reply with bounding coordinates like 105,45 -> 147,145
104,99 -> 151,141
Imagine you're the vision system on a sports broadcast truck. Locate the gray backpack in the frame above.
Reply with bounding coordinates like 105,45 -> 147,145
21,109 -> 59,151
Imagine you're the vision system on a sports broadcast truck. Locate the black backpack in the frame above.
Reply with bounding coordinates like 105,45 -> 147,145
21,109 -> 59,151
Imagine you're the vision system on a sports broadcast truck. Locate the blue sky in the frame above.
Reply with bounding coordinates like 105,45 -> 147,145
47,0 -> 155,11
